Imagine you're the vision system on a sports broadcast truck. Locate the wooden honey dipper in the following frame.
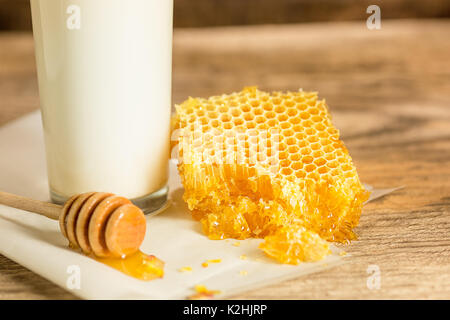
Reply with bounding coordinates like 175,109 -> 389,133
0,191 -> 146,258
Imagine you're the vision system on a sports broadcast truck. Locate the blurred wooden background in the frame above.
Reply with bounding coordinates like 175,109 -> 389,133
0,0 -> 449,30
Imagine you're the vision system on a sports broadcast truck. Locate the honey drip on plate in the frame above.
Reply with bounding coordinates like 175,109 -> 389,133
94,251 -> 164,281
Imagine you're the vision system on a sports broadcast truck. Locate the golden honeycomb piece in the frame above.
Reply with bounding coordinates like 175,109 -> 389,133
172,87 -> 370,264
259,224 -> 331,264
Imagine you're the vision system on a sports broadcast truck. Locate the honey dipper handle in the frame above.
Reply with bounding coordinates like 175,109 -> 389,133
0,190 -> 61,220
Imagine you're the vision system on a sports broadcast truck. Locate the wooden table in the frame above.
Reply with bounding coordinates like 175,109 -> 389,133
0,19 -> 449,299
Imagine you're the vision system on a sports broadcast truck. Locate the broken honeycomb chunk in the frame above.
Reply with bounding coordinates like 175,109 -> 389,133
179,266 -> 193,273
259,224 -> 331,264
172,87 -> 369,264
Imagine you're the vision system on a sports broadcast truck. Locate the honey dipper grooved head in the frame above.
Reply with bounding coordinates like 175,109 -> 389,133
60,192 -> 146,258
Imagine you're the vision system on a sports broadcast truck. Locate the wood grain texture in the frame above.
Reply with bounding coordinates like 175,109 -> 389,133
0,19 -> 449,299
173,0 -> 450,27
1,0 -> 450,30
0,191 -> 61,220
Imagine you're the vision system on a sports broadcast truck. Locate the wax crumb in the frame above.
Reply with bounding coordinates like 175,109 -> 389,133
188,284 -> 222,300
240,270 -> 248,276
339,251 -> 347,256
179,266 -> 193,273
233,242 -> 241,247
208,259 -> 222,263
202,259 -> 222,268
240,255 -> 247,260
195,284 -> 221,294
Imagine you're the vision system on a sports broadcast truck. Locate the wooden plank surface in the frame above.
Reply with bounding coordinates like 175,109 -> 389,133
0,19 -> 449,299
1,0 -> 450,30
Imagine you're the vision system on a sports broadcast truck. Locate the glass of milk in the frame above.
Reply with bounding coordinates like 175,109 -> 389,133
30,0 -> 173,214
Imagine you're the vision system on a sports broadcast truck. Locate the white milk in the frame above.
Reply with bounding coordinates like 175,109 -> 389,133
31,0 -> 173,211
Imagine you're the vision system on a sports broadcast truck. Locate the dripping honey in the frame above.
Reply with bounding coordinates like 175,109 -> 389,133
94,251 -> 164,281
69,242 -> 164,281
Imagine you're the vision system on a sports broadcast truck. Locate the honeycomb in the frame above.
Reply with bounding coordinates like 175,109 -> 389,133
172,87 -> 370,264
259,224 -> 331,264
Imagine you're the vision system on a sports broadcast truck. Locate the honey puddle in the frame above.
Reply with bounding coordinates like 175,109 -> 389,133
94,251 -> 164,281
